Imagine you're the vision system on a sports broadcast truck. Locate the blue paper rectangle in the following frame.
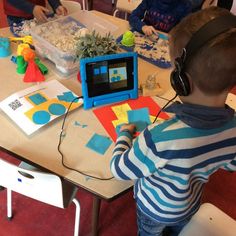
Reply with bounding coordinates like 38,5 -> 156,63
86,133 -> 112,155
127,108 -> 151,132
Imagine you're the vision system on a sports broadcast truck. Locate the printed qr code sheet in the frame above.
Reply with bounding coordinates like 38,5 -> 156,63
0,80 -> 82,135
8,99 -> 23,111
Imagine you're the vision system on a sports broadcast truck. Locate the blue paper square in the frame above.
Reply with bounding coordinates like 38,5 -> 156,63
100,65 -> 107,74
86,133 -> 112,155
94,68 -> 100,75
28,93 -> 47,105
127,108 -> 151,132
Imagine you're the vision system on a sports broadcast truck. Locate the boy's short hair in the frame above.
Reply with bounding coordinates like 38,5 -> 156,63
169,7 -> 236,94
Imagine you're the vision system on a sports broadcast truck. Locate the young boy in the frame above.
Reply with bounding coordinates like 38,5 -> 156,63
111,7 -> 236,236
3,0 -> 67,26
128,0 -> 192,35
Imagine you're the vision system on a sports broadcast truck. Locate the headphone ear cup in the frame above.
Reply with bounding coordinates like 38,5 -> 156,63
170,58 -> 191,96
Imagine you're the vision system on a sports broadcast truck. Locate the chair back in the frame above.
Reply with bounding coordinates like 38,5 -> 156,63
179,203 -> 236,236
0,159 -> 64,208
60,0 -> 82,14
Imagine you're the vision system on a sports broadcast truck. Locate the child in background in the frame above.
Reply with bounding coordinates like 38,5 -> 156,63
3,0 -> 67,26
111,7 -> 236,236
128,0 -> 192,35
189,0 -> 204,11
202,0 -> 236,14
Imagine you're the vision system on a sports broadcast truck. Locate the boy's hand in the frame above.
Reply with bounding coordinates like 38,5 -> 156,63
33,5 -> 49,22
120,124 -> 136,135
142,25 -> 157,36
55,6 -> 68,16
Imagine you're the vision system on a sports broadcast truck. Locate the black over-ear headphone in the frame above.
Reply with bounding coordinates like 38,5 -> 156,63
170,14 -> 236,96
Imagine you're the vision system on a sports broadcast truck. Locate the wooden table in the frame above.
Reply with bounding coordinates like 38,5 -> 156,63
0,11 -> 172,236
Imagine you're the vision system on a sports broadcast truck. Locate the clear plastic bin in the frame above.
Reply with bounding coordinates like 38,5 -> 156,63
30,11 -> 118,75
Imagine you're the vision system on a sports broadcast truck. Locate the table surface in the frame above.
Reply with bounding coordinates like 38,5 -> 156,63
0,11 -> 173,201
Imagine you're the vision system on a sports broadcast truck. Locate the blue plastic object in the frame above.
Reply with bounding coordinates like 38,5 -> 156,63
80,52 -> 138,110
0,38 -> 11,58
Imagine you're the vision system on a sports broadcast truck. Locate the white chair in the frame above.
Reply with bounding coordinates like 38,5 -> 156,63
113,0 -> 141,20
60,0 -> 82,13
0,159 -> 80,236
179,203 -> 236,236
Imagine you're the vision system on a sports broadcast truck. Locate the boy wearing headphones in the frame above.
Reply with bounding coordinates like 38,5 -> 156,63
111,7 -> 236,236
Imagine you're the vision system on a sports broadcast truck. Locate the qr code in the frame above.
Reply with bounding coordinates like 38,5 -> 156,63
8,99 -> 23,111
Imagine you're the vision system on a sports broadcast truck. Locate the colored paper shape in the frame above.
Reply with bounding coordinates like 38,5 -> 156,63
48,103 -> 66,116
23,60 -> 45,83
57,91 -> 78,102
111,103 -> 131,120
74,121 -> 87,128
86,133 -> 112,155
93,96 -> 169,142
127,107 -> 151,132
112,119 -> 127,128
32,110 -> 51,125
28,93 -> 47,105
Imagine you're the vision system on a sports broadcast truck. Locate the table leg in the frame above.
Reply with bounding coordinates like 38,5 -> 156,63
92,196 -> 101,236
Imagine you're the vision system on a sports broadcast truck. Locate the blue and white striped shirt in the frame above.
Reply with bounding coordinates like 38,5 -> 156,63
110,104 -> 236,224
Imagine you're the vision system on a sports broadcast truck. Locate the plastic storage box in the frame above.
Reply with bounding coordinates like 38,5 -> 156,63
30,11 -> 118,75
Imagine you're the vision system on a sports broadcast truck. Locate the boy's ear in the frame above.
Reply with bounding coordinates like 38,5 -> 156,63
186,73 -> 194,93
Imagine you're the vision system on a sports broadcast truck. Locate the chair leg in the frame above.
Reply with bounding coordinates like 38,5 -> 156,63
113,9 -> 119,17
72,198 -> 80,236
7,188 -> 13,220
82,0 -> 87,10
91,197 -> 101,236
125,12 -> 128,20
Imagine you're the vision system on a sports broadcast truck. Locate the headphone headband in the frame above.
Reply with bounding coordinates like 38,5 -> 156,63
170,13 -> 236,96
184,14 -> 236,64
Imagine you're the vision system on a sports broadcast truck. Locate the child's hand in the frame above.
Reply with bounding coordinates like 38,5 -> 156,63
142,25 -> 157,36
120,124 -> 136,135
33,5 -> 49,22
55,6 -> 68,16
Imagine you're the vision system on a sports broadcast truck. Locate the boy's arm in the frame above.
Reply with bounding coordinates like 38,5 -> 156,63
128,0 -> 148,33
110,126 -> 159,180
7,0 -> 35,14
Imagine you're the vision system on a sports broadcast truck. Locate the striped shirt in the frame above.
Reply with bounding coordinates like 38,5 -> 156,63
110,105 -> 236,224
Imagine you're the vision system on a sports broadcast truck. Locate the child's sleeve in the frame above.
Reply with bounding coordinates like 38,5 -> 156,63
128,0 -> 148,33
7,0 -> 35,14
110,126 -> 160,180
221,157 -> 236,172
48,0 -> 61,11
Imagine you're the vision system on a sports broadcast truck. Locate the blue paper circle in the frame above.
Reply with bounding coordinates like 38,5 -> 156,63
48,103 -> 66,116
32,110 -> 51,125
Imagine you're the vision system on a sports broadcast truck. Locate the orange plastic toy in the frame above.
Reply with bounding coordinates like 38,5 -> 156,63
21,47 -> 36,61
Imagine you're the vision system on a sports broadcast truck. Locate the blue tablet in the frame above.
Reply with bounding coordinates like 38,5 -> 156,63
79,52 -> 138,109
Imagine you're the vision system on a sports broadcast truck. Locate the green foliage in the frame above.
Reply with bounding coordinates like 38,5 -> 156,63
75,31 -> 118,59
